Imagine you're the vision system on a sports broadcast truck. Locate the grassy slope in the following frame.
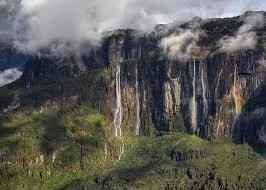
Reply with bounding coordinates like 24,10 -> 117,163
0,106 -> 265,190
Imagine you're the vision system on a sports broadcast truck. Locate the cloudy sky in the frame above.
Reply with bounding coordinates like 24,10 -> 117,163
0,0 -> 265,52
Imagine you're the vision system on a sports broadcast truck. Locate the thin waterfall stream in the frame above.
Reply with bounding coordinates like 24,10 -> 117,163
113,63 -> 123,137
190,59 -> 197,133
135,64 -> 140,136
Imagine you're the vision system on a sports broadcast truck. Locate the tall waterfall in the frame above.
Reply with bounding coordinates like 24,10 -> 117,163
135,64 -> 141,136
233,64 -> 240,114
190,59 -> 197,133
114,64 -> 123,137
233,64 -> 237,101
215,69 -> 223,98
201,63 -> 208,115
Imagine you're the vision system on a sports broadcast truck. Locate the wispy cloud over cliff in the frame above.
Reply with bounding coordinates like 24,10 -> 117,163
0,68 -> 22,87
0,0 -> 265,53
0,0 -> 20,37
219,12 -> 265,52
160,30 -> 202,61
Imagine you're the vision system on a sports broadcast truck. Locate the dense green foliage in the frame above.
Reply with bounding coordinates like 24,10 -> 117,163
0,105 -> 265,190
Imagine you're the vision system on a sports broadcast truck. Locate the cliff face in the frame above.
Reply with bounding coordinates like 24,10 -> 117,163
2,12 -> 266,152
99,32 -> 266,146
0,42 -> 27,71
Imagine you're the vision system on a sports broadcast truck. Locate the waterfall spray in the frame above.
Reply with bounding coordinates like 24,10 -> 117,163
114,64 -> 123,137
190,59 -> 197,133
135,64 -> 141,136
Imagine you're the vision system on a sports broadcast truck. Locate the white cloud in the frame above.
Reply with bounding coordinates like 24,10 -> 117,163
21,0 -> 46,13
0,0 -> 264,54
0,68 -> 23,87
219,13 -> 264,52
0,0 -> 8,8
160,30 -> 201,61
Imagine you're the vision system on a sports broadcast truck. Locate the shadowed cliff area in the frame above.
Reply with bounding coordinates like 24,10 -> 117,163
233,81 -> 266,156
